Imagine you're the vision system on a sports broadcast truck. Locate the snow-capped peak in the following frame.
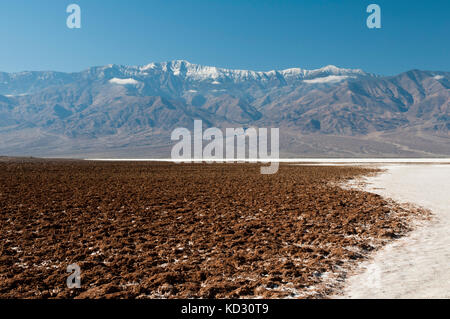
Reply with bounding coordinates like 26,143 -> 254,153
133,60 -> 369,83
320,65 -> 341,72
85,60 -> 369,85
308,65 -> 366,76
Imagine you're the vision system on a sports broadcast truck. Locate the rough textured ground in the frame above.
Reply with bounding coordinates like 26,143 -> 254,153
0,160 -> 421,298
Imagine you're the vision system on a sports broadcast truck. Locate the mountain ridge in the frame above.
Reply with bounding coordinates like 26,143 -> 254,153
0,61 -> 448,157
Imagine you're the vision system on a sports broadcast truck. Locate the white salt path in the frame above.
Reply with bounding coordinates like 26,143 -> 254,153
336,164 -> 450,299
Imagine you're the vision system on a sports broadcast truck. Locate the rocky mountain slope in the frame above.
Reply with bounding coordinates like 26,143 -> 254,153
0,60 -> 448,157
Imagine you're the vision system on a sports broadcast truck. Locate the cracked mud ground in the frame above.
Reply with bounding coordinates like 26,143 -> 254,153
0,160 -> 418,298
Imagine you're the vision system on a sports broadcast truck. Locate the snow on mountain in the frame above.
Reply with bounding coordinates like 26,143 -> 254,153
303,75 -> 351,84
0,60 -> 371,96
109,78 -> 140,85
131,60 -> 370,83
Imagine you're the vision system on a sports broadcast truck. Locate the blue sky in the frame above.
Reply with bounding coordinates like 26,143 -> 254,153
0,0 -> 448,75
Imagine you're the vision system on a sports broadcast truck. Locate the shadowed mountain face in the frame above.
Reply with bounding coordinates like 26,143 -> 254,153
0,61 -> 448,158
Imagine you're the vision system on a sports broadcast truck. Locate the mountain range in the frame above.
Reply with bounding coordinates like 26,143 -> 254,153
0,60 -> 449,158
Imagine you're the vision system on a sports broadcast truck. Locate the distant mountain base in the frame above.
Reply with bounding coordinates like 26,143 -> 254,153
0,128 -> 448,158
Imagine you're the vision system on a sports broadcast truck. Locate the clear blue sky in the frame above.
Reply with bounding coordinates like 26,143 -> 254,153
0,0 -> 448,75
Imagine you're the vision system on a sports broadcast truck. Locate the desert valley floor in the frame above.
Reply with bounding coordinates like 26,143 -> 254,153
0,159 -> 435,298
